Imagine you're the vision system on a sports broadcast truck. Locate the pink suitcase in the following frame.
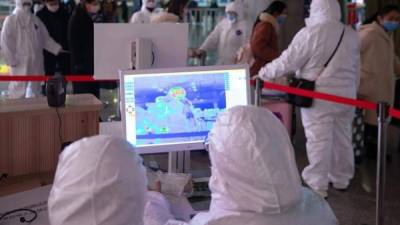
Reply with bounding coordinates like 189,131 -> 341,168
255,79 -> 294,136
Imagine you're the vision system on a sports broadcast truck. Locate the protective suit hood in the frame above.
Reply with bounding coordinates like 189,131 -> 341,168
15,0 -> 32,10
141,0 -> 153,11
208,106 -> 302,214
48,136 -> 147,225
307,0 -> 341,26
225,2 -> 244,21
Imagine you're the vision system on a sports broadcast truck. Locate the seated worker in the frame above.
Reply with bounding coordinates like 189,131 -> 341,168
153,106 -> 338,225
47,135 -> 174,225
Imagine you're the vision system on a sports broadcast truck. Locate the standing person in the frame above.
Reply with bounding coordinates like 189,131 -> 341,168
68,0 -> 100,98
102,0 -> 118,22
250,1 -> 287,76
144,106 -> 338,225
257,0 -> 360,198
151,0 -> 189,23
0,0 -> 62,99
358,5 -> 400,157
120,0 -> 129,22
130,0 -> 158,24
64,0 -> 77,16
195,2 -> 251,65
37,0 -> 70,76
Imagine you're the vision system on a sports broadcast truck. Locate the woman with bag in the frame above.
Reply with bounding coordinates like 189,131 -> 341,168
257,0 -> 360,198
250,1 -> 287,76
358,5 -> 400,158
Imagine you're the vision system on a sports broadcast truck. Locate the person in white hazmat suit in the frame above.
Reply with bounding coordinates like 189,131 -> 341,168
130,0 -> 159,24
48,135 -> 174,225
0,0 -> 62,99
257,0 -> 360,198
195,2 -> 250,65
144,106 -> 338,225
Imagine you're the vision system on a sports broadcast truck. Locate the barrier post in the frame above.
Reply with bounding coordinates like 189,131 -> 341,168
376,102 -> 390,225
255,78 -> 262,107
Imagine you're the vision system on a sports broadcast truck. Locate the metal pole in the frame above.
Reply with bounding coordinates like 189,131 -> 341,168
376,102 -> 390,225
255,78 -> 262,107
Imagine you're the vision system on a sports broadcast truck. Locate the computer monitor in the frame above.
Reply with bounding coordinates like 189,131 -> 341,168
120,65 -> 250,154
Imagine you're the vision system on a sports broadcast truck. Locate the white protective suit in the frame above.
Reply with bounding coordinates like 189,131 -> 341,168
130,0 -> 159,24
0,0 -> 61,99
258,0 -> 360,193
48,136 -> 148,225
150,106 -> 338,225
199,2 -> 250,65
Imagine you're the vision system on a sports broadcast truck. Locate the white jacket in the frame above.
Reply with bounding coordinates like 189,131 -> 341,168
0,0 -> 61,98
161,106 -> 338,225
200,2 -> 251,65
48,136 -> 148,225
258,0 -> 360,97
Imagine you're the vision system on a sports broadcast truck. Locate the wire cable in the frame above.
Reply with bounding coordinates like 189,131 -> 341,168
55,107 -> 63,147
0,208 -> 37,223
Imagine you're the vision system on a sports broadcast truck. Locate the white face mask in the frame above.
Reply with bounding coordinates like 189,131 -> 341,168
87,4 -> 100,13
47,4 -> 59,12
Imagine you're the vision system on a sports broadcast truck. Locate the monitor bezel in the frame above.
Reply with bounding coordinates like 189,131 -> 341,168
119,64 -> 251,154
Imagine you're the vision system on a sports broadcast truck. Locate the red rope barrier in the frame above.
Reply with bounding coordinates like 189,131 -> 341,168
0,75 -> 399,119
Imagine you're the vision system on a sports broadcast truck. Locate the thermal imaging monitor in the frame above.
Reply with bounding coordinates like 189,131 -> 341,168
120,65 -> 250,154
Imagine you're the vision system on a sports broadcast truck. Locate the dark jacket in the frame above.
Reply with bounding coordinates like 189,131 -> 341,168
37,6 -> 70,75
68,4 -> 99,98
250,13 -> 279,76
68,4 -> 94,75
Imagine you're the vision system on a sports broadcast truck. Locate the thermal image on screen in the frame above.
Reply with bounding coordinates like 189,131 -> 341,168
128,73 -> 226,145
123,68 -> 248,149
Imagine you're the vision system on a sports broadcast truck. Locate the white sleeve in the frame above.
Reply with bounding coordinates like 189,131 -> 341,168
200,22 -> 223,52
130,13 -> 140,23
38,18 -> 62,55
144,191 -> 176,225
0,16 -> 18,66
258,28 -> 311,80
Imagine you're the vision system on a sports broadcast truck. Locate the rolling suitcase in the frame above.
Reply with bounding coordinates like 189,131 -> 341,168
255,79 -> 294,136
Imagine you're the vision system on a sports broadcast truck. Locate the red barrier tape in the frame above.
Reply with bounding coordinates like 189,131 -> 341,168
0,75 -> 399,119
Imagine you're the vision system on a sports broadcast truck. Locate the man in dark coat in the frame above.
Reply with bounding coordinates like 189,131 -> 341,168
37,0 -> 70,76
68,0 -> 100,98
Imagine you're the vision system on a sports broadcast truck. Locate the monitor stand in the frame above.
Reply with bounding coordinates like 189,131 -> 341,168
168,151 -> 191,173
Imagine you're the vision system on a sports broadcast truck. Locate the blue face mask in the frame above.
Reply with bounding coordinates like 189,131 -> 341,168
383,21 -> 400,32
226,13 -> 237,23
277,15 -> 287,25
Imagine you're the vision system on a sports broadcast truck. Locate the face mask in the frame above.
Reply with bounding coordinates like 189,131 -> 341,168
226,13 -> 237,23
146,1 -> 156,9
47,4 -> 59,12
88,4 -> 100,14
277,15 -> 287,24
23,4 -> 32,12
383,21 -> 400,32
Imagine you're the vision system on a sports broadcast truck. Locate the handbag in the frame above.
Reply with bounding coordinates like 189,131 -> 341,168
287,27 -> 346,108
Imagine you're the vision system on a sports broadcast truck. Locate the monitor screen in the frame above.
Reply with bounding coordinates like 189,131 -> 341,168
121,65 -> 250,154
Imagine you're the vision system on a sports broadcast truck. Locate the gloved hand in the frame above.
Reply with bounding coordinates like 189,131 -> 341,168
194,49 -> 206,58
